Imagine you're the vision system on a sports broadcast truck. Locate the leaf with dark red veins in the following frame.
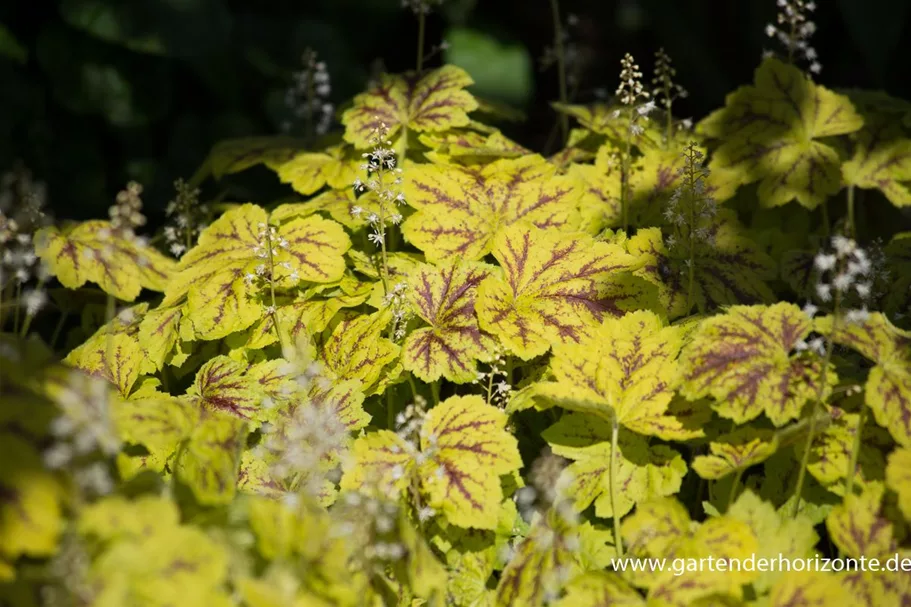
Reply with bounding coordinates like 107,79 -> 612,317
64,333 -> 145,398
138,303 -> 184,371
402,260 -> 496,383
175,411 -> 247,506
188,356 -> 262,422
628,215 -> 776,320
692,428 -> 778,480
34,221 -> 175,301
342,65 -> 478,148
476,223 -> 648,360
680,303 -> 836,426
166,203 -> 350,339
418,395 -> 522,529
321,311 -> 400,395
842,121 -> 911,207
401,155 -> 582,262
205,136 -> 304,179
819,312 -> 911,447
699,58 -> 863,209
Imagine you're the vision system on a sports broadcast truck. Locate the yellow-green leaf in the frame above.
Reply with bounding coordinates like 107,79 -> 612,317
342,65 -> 478,148
402,260 -> 496,383
680,303 -> 835,426
535,311 -> 697,440
188,355 -> 262,421
419,395 -> 522,530
270,144 -> 359,196
826,482 -> 895,558
701,58 -> 863,209
321,312 -> 399,394
111,389 -> 195,461
401,155 -> 582,262
205,136 -> 303,179
476,223 -> 646,360
842,122 -> 911,207
766,572 -> 843,607
553,572 -> 645,607
543,414 -> 686,519
886,447 -> 911,520
627,216 -> 776,319
692,428 -> 778,480
34,221 -> 175,301
64,332 -> 145,398
819,312 -> 911,446
137,304 -> 184,371
167,204 -> 350,339
175,411 -> 247,505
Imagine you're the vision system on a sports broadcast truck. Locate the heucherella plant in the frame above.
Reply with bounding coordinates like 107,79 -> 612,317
4,0 -> 911,605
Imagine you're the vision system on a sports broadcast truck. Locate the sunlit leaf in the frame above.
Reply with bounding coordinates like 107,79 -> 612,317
137,304 -> 184,371
166,204 -> 350,339
553,572 -> 645,607
700,57 -> 863,209
402,260 -> 496,383
321,311 -> 399,395
64,332 -> 145,398
270,144 -> 359,196
886,447 -> 911,520
187,356 -> 263,421
342,65 -> 478,148
401,155 -> 582,262
543,414 -> 686,519
766,572 -> 843,607
536,311 -> 699,440
476,223 -> 648,359
680,303 -> 835,425
842,122 -> 911,206
35,221 -> 175,301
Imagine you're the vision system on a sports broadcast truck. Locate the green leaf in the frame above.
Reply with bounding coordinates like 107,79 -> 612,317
175,411 -> 246,505
700,57 -> 863,209
0,23 -> 27,63
543,414 -> 686,519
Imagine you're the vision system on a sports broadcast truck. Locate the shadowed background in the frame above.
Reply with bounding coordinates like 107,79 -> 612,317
1,0 -> 909,224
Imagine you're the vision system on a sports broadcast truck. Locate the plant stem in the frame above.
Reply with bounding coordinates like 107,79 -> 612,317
416,12 -> 426,72
843,405 -> 866,498
609,412 -> 624,557
549,0 -> 569,145
792,294 -> 840,517
621,109 -> 633,233
431,380 -> 440,405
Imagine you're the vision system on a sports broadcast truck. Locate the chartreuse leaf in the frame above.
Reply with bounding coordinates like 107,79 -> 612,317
270,144 -> 360,196
806,407 -> 884,494
700,57 -> 863,209
401,155 -> 582,262
692,428 -> 778,480
551,102 -> 662,150
627,214 -> 776,320
205,136 -> 303,179
64,332 -> 145,397
568,146 -> 622,235
137,303 -> 184,371
543,413 -> 686,519
419,128 -> 528,165
553,572 -> 645,607
166,203 -> 350,339
495,510 -> 580,607
680,303 -> 835,426
111,388 -> 195,467
477,223 -> 650,360
34,221 -> 175,301
725,490 -> 818,593
187,355 -> 263,421
321,311 -> 399,395
0,434 -> 64,571
272,189 -> 380,231
621,498 -> 758,602
818,312 -> 911,446
342,396 -> 521,530
535,311 -> 700,440
766,572 -> 843,607
825,482 -> 904,605
342,65 -> 478,148
79,494 -> 180,541
886,447 -> 911,520
842,121 -> 911,206
402,260 -> 496,383
174,411 -> 247,505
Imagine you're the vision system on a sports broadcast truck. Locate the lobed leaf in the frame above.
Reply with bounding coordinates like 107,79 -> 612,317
886,447 -> 911,520
680,303 -> 835,426
692,428 -> 778,480
476,223 -> 647,359
34,221 -> 175,301
342,65 -> 478,148
402,260 -> 496,383
174,411 -> 247,505
842,121 -> 911,207
401,155 -> 582,262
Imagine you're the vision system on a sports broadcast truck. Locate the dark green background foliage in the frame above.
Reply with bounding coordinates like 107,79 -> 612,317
1,0 -> 910,225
